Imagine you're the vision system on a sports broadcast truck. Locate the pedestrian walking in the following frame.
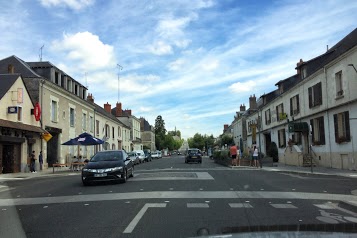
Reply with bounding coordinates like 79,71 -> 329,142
253,146 -> 259,168
229,144 -> 238,166
39,151 -> 43,171
30,151 -> 37,173
236,146 -> 241,166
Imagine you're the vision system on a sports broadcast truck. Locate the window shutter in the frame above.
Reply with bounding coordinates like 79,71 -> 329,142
276,105 -> 279,121
308,87 -> 312,108
290,97 -> 293,116
296,95 -> 300,113
319,117 -> 325,145
317,82 -> 322,105
333,114 -> 338,143
345,111 -> 351,141
283,129 -> 286,147
310,119 -> 314,142
278,130 -> 281,147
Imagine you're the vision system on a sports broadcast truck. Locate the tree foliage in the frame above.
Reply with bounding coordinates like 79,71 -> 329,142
188,133 -> 215,151
220,134 -> 234,147
154,115 -> 183,150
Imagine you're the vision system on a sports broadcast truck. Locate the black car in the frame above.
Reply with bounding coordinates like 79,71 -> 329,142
185,148 -> 202,163
81,150 -> 134,186
144,150 -> 152,162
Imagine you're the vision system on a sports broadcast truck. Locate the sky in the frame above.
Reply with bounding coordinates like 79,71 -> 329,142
0,0 -> 356,139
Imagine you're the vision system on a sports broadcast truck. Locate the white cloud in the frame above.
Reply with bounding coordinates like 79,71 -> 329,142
200,59 -> 219,71
149,41 -> 173,55
167,58 -> 185,71
229,80 -> 257,93
39,0 -> 94,10
51,31 -> 116,71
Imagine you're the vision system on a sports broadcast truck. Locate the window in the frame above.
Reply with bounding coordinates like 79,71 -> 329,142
55,72 -> 59,84
291,132 -> 302,145
301,66 -> 307,79
75,84 -> 78,96
67,80 -> 72,91
265,109 -> 271,125
17,106 -> 22,121
89,116 -> 93,132
278,129 -> 286,148
105,124 -> 110,138
308,82 -> 322,108
290,95 -> 300,116
334,111 -> 350,143
96,120 -> 100,135
112,127 -> 115,139
82,113 -> 87,130
51,100 -> 58,122
70,108 -> 75,127
118,126 -> 121,137
310,116 -> 325,145
276,103 -> 285,121
335,71 -> 343,97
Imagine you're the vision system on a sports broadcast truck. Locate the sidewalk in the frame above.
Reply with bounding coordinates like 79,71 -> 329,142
262,163 -> 357,178
0,167 -> 80,181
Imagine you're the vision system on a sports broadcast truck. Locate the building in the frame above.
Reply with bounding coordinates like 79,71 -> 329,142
0,74 -> 44,173
140,117 -> 156,151
232,28 -> 357,170
112,103 -> 143,151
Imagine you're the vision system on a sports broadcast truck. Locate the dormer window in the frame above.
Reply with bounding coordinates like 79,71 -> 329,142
301,66 -> 307,79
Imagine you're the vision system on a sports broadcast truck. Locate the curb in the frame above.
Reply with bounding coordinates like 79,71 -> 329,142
338,201 -> 357,213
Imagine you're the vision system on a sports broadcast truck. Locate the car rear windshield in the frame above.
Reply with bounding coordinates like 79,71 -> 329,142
189,150 -> 199,154
91,151 -> 123,162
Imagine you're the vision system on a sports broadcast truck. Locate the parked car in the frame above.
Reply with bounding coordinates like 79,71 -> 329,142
151,151 -> 159,159
81,150 -> 134,186
135,150 -> 146,163
157,151 -> 162,158
127,152 -> 140,164
177,151 -> 182,155
185,148 -> 202,164
144,150 -> 152,162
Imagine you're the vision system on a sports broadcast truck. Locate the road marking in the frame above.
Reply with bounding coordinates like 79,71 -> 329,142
123,203 -> 166,233
229,203 -> 253,208
131,172 -> 214,181
3,191 -> 357,206
187,203 -> 209,208
314,204 -> 335,209
43,206 -> 48,208
271,204 -> 297,209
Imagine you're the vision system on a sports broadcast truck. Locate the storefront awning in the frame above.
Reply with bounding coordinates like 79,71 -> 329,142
0,119 -> 45,133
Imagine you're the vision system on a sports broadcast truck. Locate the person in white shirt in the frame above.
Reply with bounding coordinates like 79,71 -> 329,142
253,146 -> 259,168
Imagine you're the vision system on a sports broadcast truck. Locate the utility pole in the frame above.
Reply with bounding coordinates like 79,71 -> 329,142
39,45 -> 44,61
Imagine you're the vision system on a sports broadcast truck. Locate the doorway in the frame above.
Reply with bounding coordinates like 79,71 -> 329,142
2,144 -> 19,173
47,132 -> 59,166
264,133 -> 271,155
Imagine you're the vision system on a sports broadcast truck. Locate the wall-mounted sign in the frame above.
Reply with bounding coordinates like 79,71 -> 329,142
42,132 -> 53,142
8,106 -> 18,114
34,102 -> 41,121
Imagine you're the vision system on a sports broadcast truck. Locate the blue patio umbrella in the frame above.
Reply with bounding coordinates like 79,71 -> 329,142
62,133 -> 104,146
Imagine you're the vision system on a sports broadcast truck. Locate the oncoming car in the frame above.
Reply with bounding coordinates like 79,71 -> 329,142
185,148 -> 202,164
81,150 -> 134,186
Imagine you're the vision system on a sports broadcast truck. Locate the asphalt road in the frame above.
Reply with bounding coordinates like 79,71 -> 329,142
1,155 -> 357,238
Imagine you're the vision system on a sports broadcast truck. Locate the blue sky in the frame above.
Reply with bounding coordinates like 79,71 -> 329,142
1,0 -> 356,139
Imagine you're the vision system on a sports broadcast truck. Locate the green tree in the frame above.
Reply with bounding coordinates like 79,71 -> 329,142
188,133 -> 205,150
221,134 -> 234,147
155,115 -> 166,150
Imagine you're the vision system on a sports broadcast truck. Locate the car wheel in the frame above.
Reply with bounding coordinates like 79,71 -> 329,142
122,169 -> 127,183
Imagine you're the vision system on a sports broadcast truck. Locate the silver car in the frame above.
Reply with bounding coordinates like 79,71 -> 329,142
127,152 -> 139,165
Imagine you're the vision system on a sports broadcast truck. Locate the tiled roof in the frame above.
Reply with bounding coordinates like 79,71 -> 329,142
0,55 -> 42,78
0,74 -> 20,100
93,103 -> 129,128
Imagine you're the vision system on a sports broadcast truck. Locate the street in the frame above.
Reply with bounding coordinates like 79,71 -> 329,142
1,155 -> 357,238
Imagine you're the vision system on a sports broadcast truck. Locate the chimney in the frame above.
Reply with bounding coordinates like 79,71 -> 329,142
116,102 -> 122,117
249,95 -> 257,110
104,102 -> 111,113
123,109 -> 132,116
140,118 -> 144,131
296,59 -> 304,75
240,104 -> 246,112
224,124 -> 229,131
86,93 -> 94,103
